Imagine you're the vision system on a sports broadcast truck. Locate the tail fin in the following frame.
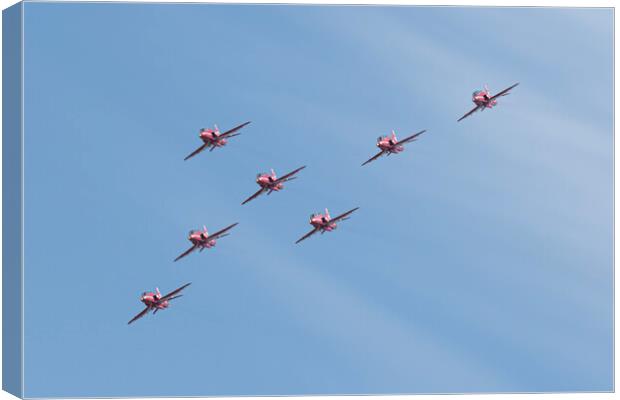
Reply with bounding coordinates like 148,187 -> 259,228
325,208 -> 331,219
391,130 -> 397,141
271,168 -> 276,178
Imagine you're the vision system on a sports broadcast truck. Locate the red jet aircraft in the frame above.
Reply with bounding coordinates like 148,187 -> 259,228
458,83 -> 519,122
362,130 -> 426,166
174,223 -> 238,262
242,166 -> 306,205
295,207 -> 359,244
128,282 -> 191,325
184,121 -> 251,160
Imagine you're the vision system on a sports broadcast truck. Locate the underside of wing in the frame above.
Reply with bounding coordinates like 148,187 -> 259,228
275,165 -> 306,184
219,121 -> 251,138
184,144 -> 208,161
489,82 -> 519,100
295,227 -> 319,244
242,188 -> 266,205
362,150 -> 385,166
330,207 -> 360,223
161,282 -> 192,301
174,245 -> 198,262
396,130 -> 427,146
128,306 -> 151,325
458,105 -> 481,122
208,223 -> 239,240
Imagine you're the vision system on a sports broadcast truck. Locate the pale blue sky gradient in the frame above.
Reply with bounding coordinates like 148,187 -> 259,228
22,3 -> 612,397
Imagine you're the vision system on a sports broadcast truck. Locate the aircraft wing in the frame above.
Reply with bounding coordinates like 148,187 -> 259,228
174,244 -> 198,262
489,82 -> 519,101
457,105 -> 481,122
361,150 -> 386,166
395,130 -> 427,146
295,227 -> 319,244
184,144 -> 208,161
242,188 -> 266,205
207,223 -> 239,240
161,282 -> 192,301
275,165 -> 306,184
128,306 -> 151,325
219,121 -> 251,139
330,207 -> 360,223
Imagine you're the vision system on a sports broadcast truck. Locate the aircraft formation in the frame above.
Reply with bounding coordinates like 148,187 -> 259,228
128,82 -> 519,324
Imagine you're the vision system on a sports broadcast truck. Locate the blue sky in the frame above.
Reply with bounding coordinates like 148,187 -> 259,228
22,3 -> 612,397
